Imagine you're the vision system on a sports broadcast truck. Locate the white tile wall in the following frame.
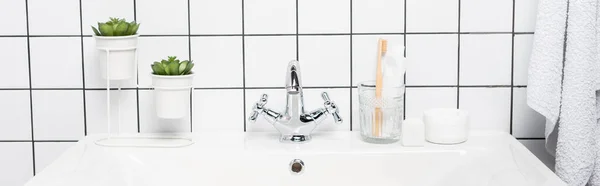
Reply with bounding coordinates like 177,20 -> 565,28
28,0 -> 81,35
406,0 -> 458,32
34,142 -> 76,174
0,0 -> 27,35
0,143 -> 33,185
190,0 -> 242,34
406,34 -> 458,85
460,34 -> 512,85
0,38 -> 29,88
0,91 -> 31,140
459,88 -> 511,132
29,37 -> 83,88
32,90 -> 84,140
0,0 -> 549,185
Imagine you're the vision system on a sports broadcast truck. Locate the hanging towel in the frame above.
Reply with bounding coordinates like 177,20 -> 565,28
529,0 -> 600,185
528,0 -> 600,185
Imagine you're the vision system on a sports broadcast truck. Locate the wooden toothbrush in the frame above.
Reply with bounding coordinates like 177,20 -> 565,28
374,38 -> 387,137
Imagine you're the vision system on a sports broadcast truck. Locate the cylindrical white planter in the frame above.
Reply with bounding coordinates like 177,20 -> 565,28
151,74 -> 194,119
95,35 -> 138,80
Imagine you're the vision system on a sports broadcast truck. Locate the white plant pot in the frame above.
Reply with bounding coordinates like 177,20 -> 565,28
95,35 -> 138,80
151,74 -> 194,119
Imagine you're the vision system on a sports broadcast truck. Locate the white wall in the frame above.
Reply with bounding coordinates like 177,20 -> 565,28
0,0 -> 549,185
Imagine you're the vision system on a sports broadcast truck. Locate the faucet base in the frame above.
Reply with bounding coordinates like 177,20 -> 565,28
280,134 -> 312,143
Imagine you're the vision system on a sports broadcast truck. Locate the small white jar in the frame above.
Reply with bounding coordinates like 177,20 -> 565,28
423,108 -> 469,144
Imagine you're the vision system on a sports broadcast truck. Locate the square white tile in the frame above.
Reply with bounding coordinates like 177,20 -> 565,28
28,0 -> 80,35
352,35 -> 404,85
34,142 -> 76,174
515,0 -> 539,32
85,90 -> 138,135
193,89 -> 244,132
406,0 -> 458,32
298,36 -> 350,86
406,34 -> 458,85
0,38 -> 29,88
190,0 -> 242,34
460,0 -> 513,32
137,37 -> 189,88
32,90 -> 84,140
352,0 -> 404,33
0,91 -> 31,140
81,0 -> 135,35
191,36 -> 243,88
513,88 -> 545,138
513,35 -> 534,86
0,143 -> 33,186
298,0 -> 350,34
519,140 -> 555,170
459,88 -> 511,132
460,34 -> 512,85
138,90 -> 191,133
245,88 -> 350,132
136,0 -> 188,35
30,37 -> 83,88
405,88 -> 457,118
0,0 -> 27,35
244,0 -> 296,34
244,36 -> 296,87
82,37 -> 137,89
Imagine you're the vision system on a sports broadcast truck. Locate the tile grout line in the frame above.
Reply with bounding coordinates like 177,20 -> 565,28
349,0 -> 353,131
0,85 -> 527,91
188,0 -> 193,132
24,0 -> 37,176
510,0 -> 516,135
78,0 -> 87,136
403,0 -> 407,120
134,0 -> 140,133
295,0 -> 299,60
456,0 -> 461,109
242,0 -> 247,132
0,32 -> 534,38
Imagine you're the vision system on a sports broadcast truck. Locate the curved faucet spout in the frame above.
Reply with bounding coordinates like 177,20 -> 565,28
286,60 -> 302,94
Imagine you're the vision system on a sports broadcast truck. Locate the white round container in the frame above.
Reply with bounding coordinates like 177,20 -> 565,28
151,74 -> 194,119
423,108 -> 469,144
95,35 -> 138,80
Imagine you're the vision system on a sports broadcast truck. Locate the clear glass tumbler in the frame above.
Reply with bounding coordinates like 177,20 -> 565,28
358,81 -> 404,144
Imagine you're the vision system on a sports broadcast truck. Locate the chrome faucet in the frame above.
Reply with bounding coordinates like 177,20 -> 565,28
248,60 -> 343,143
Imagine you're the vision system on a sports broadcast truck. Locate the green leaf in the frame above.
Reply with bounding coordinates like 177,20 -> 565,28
161,59 -> 169,66
151,62 -> 166,75
167,61 -> 180,75
91,26 -> 101,36
98,23 -> 114,36
129,23 -> 140,35
112,23 -> 120,34
183,62 -> 194,75
114,23 -> 129,36
179,61 -> 188,75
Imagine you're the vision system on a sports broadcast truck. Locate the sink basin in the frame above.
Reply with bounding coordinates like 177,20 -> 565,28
25,131 -> 565,186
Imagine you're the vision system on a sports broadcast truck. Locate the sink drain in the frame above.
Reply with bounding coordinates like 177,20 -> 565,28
289,159 -> 305,175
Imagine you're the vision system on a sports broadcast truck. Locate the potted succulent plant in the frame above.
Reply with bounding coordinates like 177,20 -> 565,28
92,17 -> 140,80
151,56 -> 195,119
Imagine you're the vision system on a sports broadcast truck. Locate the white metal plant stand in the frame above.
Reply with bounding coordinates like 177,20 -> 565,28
93,46 -> 194,148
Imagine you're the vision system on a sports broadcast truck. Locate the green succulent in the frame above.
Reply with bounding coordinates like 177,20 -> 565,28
91,17 -> 140,36
151,56 -> 194,76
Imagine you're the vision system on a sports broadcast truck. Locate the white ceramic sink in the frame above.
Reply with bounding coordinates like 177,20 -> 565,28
25,131 -> 565,186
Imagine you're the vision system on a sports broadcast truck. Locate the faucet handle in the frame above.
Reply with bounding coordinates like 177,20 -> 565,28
321,92 -> 343,124
249,94 -> 268,122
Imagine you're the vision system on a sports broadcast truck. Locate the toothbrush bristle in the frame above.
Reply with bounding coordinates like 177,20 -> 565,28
381,39 -> 388,53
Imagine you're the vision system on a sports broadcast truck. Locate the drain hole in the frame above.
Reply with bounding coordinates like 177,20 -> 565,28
289,159 -> 305,174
